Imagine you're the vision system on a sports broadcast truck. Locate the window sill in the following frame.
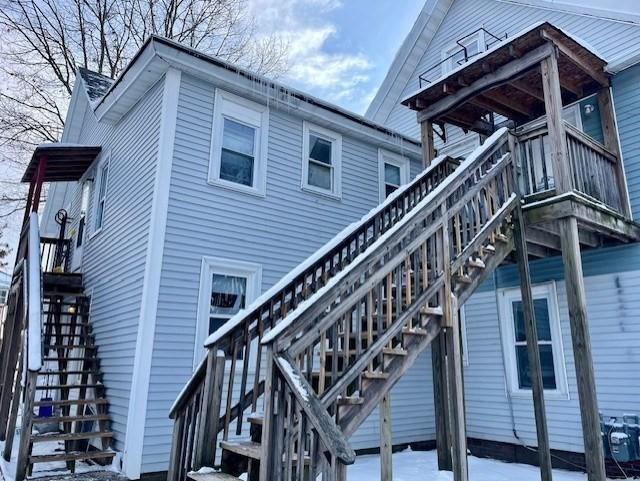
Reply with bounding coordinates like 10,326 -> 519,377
88,227 -> 103,241
508,388 -> 570,401
208,177 -> 266,198
301,184 -> 342,201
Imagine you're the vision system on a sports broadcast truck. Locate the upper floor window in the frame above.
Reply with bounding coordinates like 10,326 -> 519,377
442,31 -> 485,75
0,287 -> 7,305
498,283 -> 568,399
94,159 -> 109,232
302,121 -> 342,198
209,90 -> 268,196
378,150 -> 409,201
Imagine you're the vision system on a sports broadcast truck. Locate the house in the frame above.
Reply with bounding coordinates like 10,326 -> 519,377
0,270 -> 9,323
1,2 -> 639,481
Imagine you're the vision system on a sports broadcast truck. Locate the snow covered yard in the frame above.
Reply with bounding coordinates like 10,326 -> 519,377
347,449 -> 615,481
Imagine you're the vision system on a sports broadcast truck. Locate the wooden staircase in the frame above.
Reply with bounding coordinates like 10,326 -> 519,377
169,128 -> 519,481
0,215 -> 114,480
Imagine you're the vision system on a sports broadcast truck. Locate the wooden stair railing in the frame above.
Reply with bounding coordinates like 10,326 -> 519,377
168,156 -> 461,481
255,128 -> 519,480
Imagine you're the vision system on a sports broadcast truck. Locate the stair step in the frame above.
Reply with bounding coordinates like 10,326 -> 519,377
467,257 -> 486,269
32,414 -> 110,424
33,398 -> 107,407
402,327 -> 429,336
31,431 -> 112,443
483,244 -> 496,254
454,274 -> 472,284
37,370 -> 97,376
337,395 -> 364,405
382,347 -> 408,356
188,472 -> 242,481
362,371 -> 389,380
43,357 -> 97,362
247,412 -> 263,425
420,306 -> 443,316
44,345 -> 97,349
42,322 -> 91,327
220,440 -> 261,460
36,384 -> 102,390
495,233 -> 509,243
29,450 -> 115,464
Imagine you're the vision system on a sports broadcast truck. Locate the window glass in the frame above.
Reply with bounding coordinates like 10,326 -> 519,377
309,135 -> 332,165
307,133 -> 333,190
0,288 -> 7,305
220,118 -> 255,187
209,273 -> 247,334
385,163 -> 401,186
95,163 -> 108,230
516,344 -> 557,390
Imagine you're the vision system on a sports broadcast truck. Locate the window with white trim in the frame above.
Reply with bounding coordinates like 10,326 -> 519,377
94,159 -> 109,232
378,150 -> 410,201
442,31 -> 485,75
195,257 -> 261,365
499,283 -> 568,399
302,121 -> 342,198
209,90 -> 268,196
0,288 -> 7,305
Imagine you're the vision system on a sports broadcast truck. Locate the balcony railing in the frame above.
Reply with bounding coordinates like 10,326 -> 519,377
515,120 -> 626,215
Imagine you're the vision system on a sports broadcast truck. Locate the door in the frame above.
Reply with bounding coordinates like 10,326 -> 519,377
71,182 -> 90,271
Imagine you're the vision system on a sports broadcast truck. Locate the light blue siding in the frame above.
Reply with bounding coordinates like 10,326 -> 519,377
59,79 -> 164,454
142,74 -> 424,472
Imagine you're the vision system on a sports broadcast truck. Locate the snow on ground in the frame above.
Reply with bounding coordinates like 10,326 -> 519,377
347,449 -> 613,481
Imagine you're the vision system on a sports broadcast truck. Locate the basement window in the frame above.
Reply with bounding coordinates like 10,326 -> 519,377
498,283 -> 568,399
209,89 -> 269,196
302,121 -> 342,198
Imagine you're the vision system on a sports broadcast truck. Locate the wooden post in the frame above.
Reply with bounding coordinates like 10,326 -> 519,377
379,393 -> 392,481
513,209 -> 553,481
432,336 -> 452,470
540,50 -> 572,194
15,372 -> 37,481
559,216 -> 606,481
444,295 -> 468,481
259,345 -> 276,481
597,87 -> 631,217
421,120 -> 436,168
3,345 -> 24,461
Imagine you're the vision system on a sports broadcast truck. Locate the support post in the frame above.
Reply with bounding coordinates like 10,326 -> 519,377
421,120 -> 436,168
432,335 -> 452,470
597,87 -> 631,217
559,217 -> 606,481
259,346 -> 276,481
444,295 -> 468,481
513,208 -> 553,481
379,393 -> 392,481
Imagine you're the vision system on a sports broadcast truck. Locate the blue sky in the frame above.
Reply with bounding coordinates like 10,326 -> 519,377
250,0 -> 425,114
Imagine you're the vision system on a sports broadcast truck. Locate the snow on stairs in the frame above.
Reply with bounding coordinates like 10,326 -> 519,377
24,283 -> 115,475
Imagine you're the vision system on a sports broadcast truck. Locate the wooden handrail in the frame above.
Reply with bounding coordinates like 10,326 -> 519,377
563,122 -> 617,163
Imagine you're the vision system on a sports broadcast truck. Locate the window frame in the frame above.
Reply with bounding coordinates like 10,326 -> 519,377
460,305 -> 469,366
498,282 -> 569,400
0,287 -> 8,305
194,256 -> 262,367
301,121 -> 342,199
378,149 -> 410,202
441,30 -> 486,75
209,89 -> 269,197
92,156 -> 110,236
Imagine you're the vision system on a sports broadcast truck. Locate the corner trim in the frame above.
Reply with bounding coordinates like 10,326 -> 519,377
122,67 -> 182,479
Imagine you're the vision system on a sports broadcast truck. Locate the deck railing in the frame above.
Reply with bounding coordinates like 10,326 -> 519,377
515,120 -> 627,214
168,156 -> 461,481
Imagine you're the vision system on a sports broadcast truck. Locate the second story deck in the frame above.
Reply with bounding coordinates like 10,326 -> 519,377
402,21 -> 640,257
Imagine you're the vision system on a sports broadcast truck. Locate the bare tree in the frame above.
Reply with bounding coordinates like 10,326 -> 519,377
0,0 -> 289,220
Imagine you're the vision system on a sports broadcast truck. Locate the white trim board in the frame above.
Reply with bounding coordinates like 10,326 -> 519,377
122,68 -> 181,480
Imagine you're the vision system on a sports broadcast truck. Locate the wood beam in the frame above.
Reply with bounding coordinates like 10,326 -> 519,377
432,335 -> 452,471
482,89 -> 532,117
559,216 -> 606,481
514,210 -> 554,481
443,113 -> 495,137
421,121 -> 436,168
511,78 -> 545,101
540,51 -> 572,193
535,223 -> 600,249
417,42 -> 554,123
380,394 -> 392,481
525,226 -> 562,252
541,29 -> 609,87
597,88 -> 631,218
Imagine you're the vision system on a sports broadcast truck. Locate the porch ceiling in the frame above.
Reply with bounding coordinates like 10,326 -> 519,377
21,144 -> 101,182
402,22 -> 609,135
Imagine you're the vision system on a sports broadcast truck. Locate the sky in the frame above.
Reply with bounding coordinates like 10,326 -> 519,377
248,0 -> 426,114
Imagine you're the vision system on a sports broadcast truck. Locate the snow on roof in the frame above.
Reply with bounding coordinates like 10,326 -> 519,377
402,21 -> 607,105
79,67 -> 114,103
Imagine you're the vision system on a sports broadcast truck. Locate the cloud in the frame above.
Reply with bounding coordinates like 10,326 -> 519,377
248,0 -> 373,110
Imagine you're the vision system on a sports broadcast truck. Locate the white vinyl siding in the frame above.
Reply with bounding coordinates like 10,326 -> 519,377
302,121 -> 342,198
209,89 -> 268,196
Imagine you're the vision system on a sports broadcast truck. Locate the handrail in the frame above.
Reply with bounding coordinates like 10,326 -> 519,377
564,122 -> 617,163
169,155 -> 459,418
27,212 -> 42,372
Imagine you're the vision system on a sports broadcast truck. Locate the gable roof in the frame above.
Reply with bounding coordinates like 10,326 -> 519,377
78,67 -> 114,103
366,0 -> 640,125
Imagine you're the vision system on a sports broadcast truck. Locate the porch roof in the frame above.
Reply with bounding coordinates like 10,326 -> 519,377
21,143 -> 101,182
402,22 -> 610,134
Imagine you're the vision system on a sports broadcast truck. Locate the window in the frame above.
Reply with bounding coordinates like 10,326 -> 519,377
209,90 -> 268,196
442,31 -> 485,75
195,257 -> 261,365
94,160 -> 109,232
499,283 -> 568,399
0,288 -> 7,305
302,121 -> 342,198
378,150 -> 410,201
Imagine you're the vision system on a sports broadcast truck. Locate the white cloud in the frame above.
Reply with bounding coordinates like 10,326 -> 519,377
248,0 -> 373,110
